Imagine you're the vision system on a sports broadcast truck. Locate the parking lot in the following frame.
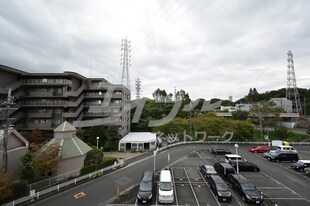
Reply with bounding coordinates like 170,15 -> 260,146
108,145 -> 310,206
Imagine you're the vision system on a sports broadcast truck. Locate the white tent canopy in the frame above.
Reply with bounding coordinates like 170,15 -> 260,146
119,132 -> 157,151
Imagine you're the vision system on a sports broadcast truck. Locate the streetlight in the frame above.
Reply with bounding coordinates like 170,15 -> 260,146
96,136 -> 99,149
153,149 -> 157,173
234,143 -> 239,174
189,102 -> 192,135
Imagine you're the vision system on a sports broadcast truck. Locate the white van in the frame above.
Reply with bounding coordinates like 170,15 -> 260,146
158,170 -> 174,204
276,145 -> 297,153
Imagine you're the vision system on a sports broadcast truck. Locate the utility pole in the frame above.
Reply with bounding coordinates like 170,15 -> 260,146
1,88 -> 16,173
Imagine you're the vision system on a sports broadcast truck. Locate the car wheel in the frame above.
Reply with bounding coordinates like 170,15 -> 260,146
254,151 -> 257,153
254,168 -> 259,172
242,195 -> 247,203
229,182 -> 233,189
300,168 -> 304,172
292,160 -> 297,163
275,159 -> 280,163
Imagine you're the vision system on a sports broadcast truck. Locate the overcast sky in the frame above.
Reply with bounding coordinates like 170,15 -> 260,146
1,0 -> 310,101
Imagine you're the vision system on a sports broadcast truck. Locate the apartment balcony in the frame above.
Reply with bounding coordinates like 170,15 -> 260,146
67,94 -> 84,107
28,112 -> 53,118
0,80 -> 23,94
23,79 -> 72,86
84,112 -> 108,117
84,93 -> 105,98
111,93 -> 123,99
64,84 -> 86,97
28,123 -> 52,129
22,100 -> 66,107
27,91 -> 54,97
63,103 -> 84,118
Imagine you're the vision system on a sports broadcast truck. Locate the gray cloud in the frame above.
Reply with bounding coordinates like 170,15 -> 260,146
0,0 -> 310,101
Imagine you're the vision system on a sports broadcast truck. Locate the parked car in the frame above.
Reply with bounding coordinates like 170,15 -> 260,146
199,165 -> 217,178
229,160 -> 260,172
158,170 -> 174,204
305,167 -> 310,176
214,162 -> 236,180
291,160 -> 310,172
248,146 -> 270,153
229,174 -> 263,204
276,145 -> 297,153
224,154 -> 246,163
269,151 -> 299,163
263,150 -> 279,160
211,147 -> 232,155
137,171 -> 154,204
208,175 -> 232,202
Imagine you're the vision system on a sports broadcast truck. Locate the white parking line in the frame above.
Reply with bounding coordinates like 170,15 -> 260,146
260,171 -> 310,203
184,168 -> 200,206
253,153 -> 310,181
171,168 -> 179,205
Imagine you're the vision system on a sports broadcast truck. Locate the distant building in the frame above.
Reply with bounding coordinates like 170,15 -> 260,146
220,106 -> 236,112
0,129 -> 29,179
270,98 -> 292,113
279,113 -> 300,128
0,65 -> 130,137
235,103 -> 253,112
229,96 -> 233,102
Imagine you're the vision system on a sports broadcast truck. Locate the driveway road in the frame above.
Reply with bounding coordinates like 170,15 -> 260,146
32,144 -> 203,206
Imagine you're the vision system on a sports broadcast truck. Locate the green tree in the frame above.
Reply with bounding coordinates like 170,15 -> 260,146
89,126 -> 106,147
105,126 -> 120,151
249,101 -> 283,139
32,143 -> 61,178
76,128 -> 85,141
19,152 -> 34,182
153,118 -> 188,136
229,120 -> 254,141
232,110 -> 249,121
0,171 -> 13,200
85,148 -> 103,166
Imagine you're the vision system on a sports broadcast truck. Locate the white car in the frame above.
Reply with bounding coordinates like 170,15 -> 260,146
224,154 -> 246,163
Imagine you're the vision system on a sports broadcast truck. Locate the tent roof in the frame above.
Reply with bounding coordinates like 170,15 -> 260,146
119,132 -> 156,143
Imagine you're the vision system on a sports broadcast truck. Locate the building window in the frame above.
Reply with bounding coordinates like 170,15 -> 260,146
42,78 -> 47,83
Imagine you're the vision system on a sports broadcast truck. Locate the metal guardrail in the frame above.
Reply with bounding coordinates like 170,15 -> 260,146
3,162 -> 123,206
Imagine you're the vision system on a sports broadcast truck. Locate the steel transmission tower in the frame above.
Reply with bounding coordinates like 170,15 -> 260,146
135,78 -> 142,99
286,50 -> 302,114
120,37 -> 131,91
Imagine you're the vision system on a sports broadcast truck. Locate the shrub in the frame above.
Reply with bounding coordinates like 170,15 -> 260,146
97,157 -> 117,169
11,180 -> 28,198
80,165 -> 96,176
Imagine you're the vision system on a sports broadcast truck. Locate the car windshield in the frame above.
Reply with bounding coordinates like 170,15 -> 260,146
216,183 -> 228,191
240,182 -> 255,191
205,166 -> 216,173
139,181 -> 152,192
160,182 -> 172,191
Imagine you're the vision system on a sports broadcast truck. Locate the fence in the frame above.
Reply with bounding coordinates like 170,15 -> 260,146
28,169 -> 80,192
3,161 -> 123,206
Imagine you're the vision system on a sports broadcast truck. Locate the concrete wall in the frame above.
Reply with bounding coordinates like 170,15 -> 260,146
0,69 -> 18,87
0,147 -> 28,179
57,155 -> 86,176
7,133 -> 25,149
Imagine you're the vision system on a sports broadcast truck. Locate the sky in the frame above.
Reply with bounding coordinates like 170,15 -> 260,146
0,0 -> 310,101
